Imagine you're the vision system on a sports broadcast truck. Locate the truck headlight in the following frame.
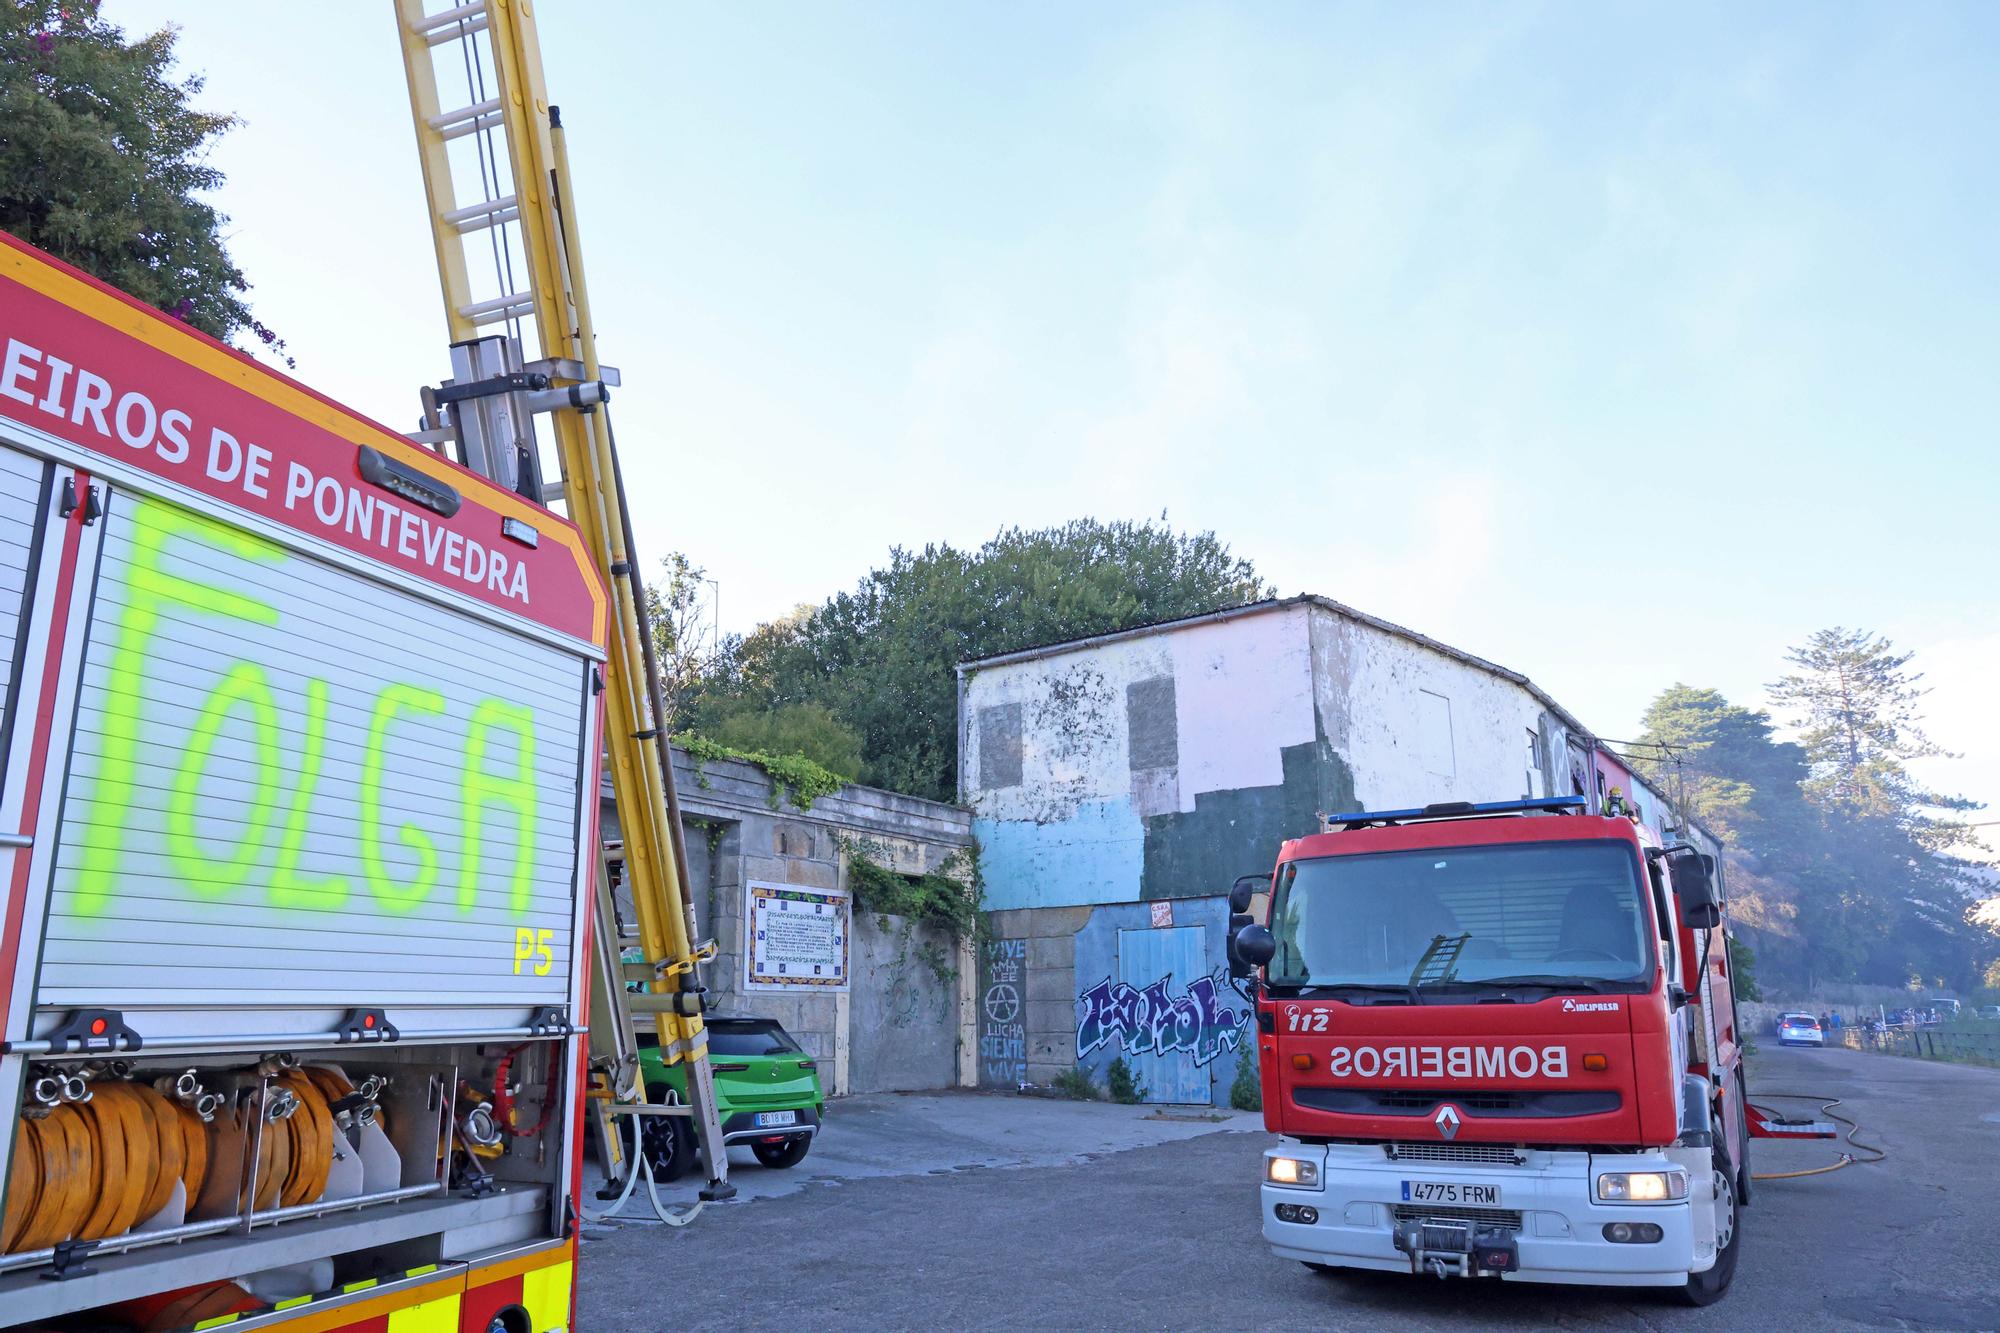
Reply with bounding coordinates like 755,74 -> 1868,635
1266,1155 -> 1321,1190
1595,1170 -> 1688,1203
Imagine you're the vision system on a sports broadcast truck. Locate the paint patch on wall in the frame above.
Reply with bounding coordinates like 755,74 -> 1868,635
978,703 -> 1023,789
1138,738 -> 1356,902
974,795 -> 1145,910
1126,675 -> 1180,817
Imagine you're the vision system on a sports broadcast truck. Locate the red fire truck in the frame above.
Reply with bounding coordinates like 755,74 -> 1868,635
0,229 -> 602,1328
1230,796 -> 1749,1304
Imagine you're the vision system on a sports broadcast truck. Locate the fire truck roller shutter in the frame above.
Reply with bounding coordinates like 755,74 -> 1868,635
38,493 -> 590,1019
0,444 -> 46,758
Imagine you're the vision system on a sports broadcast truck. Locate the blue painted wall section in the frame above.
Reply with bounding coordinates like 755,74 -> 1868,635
1072,897 -> 1246,1106
973,795 -> 1145,910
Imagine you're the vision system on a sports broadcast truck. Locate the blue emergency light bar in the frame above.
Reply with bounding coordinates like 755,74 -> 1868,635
1327,795 -> 1587,830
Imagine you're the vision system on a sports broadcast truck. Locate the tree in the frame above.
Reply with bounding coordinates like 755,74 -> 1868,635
643,553 -> 718,732
1726,935 -> 1762,1002
1633,669 -> 1999,994
1768,628 -> 1974,837
1765,631 -> 1993,990
708,702 -> 865,783
703,517 -> 1271,802
1,4 -> 266,346
1632,685 -> 1810,848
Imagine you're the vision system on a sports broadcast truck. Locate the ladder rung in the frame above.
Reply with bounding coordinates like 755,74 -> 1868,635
430,97 -> 502,137
409,1 -> 488,39
426,12 -> 488,45
443,195 -> 521,233
459,292 -> 536,325
440,110 -> 505,143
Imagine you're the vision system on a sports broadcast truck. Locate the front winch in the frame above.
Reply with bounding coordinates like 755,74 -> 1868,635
1392,1216 -> 1519,1278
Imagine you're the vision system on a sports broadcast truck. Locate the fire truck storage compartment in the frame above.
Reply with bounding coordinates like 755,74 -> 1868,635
0,1036 -> 572,1324
35,486 -> 590,1036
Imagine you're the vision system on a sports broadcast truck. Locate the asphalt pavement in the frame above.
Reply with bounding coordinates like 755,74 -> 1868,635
575,1043 -> 2000,1331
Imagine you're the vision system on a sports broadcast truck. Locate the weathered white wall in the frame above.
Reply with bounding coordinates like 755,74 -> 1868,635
1312,605 -> 1561,813
963,604 -> 1315,909
968,598 -> 1718,915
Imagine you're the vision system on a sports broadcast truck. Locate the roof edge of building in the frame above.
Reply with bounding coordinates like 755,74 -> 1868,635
952,592 -> 1720,847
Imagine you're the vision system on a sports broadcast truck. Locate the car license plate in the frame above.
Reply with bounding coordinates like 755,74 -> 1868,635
1401,1179 -> 1499,1206
754,1110 -> 797,1128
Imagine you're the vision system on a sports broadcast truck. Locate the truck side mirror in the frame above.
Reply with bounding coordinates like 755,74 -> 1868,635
1230,924 -> 1276,979
1227,874 -> 1265,914
1666,847 -> 1721,930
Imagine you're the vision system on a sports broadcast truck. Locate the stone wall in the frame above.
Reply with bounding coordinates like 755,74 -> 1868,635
605,746 -> 975,1096
981,898 -> 1249,1107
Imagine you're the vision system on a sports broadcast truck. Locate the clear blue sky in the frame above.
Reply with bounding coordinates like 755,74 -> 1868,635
122,3 -> 1998,825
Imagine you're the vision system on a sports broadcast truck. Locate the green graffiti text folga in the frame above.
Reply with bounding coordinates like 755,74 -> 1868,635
271,678 -> 349,909
461,699 -> 539,915
72,496 -> 557,923
362,683 -> 447,913
167,662 -> 281,893
74,504 -> 281,916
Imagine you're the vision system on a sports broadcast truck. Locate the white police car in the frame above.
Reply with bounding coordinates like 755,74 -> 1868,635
1776,1013 -> 1825,1046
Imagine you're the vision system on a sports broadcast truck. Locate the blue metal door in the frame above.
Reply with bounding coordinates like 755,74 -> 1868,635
1117,926 -> 1208,1104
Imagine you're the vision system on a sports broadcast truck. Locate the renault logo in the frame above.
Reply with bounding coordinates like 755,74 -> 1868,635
1434,1105 -> 1462,1140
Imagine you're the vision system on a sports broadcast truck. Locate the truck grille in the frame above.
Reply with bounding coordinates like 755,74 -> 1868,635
1383,1142 -> 1523,1167
1393,1204 -> 1523,1232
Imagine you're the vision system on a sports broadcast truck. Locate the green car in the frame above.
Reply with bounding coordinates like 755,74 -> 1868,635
635,1015 -> 825,1179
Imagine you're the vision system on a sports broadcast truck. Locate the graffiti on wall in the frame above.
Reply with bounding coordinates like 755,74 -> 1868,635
1075,968 -> 1245,1067
978,937 -> 1028,1086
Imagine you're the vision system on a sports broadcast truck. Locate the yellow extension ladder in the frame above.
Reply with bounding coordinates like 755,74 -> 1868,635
391,0 -> 732,1202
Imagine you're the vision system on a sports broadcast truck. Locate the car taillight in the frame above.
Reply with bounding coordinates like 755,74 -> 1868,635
798,1060 -> 817,1070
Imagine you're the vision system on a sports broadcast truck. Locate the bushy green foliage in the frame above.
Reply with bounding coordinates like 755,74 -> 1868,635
0,3 -> 264,346
1050,1067 -> 1098,1100
711,703 -> 865,783
674,733 -> 849,811
1726,936 -> 1762,1002
700,518 -> 1270,801
841,838 -> 982,942
1228,1044 -> 1261,1112
1105,1057 -> 1146,1105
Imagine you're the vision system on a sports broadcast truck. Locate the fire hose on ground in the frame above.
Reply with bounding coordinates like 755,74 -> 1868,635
1746,1092 -> 1886,1180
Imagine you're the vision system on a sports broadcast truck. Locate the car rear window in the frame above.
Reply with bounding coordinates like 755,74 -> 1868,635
1784,1016 -> 1819,1028
708,1021 -> 801,1056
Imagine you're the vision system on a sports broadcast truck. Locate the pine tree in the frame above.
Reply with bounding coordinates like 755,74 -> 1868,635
1768,629 -> 1990,989
1768,628 -> 1970,833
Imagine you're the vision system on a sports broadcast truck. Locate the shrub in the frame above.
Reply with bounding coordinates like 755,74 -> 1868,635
1050,1067 -> 1098,1100
1106,1057 -> 1147,1105
1229,1044 -> 1261,1112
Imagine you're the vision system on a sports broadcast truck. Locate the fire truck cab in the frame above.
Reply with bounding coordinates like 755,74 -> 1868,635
1231,796 -> 1748,1305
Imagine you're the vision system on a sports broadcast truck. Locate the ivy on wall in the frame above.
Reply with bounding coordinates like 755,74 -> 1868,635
840,837 -> 984,944
675,733 -> 850,811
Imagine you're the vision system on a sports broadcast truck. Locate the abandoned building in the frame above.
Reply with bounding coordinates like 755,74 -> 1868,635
957,595 -> 1720,1107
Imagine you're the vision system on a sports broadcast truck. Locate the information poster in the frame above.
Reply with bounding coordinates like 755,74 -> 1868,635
745,882 -> 850,992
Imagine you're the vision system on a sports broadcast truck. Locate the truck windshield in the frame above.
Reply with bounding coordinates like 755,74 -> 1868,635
1268,839 -> 1653,995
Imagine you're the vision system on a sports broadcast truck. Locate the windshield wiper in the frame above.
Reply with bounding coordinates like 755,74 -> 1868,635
1453,974 -> 1616,994
1286,982 -> 1419,1005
